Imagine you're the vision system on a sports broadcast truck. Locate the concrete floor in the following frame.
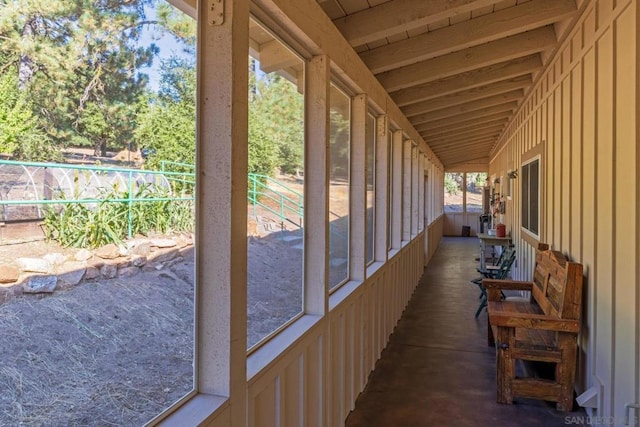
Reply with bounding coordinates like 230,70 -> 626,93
345,237 -> 585,427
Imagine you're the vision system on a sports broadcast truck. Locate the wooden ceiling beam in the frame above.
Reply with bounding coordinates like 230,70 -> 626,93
392,55 -> 542,107
332,0 -> 497,47
422,118 -> 509,139
416,113 -> 512,134
408,90 -> 522,122
167,0 -> 196,19
438,152 -> 494,166
434,143 -> 496,158
378,26 -> 556,92
431,136 -> 497,147
444,157 -> 491,170
258,40 -> 301,73
425,125 -> 504,143
429,135 -> 498,149
411,101 -> 518,126
362,0 -> 576,73
427,128 -> 503,146
436,149 -> 496,164
401,76 -> 531,117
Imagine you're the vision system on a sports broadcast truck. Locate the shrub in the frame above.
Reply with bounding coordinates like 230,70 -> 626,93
42,185 -> 194,248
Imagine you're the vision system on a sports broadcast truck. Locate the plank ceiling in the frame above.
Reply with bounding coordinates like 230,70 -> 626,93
316,0 -> 580,169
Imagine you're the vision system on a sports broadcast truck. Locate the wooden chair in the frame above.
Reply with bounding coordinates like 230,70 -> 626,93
472,247 -> 516,318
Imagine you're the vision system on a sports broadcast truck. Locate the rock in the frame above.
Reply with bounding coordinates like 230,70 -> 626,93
23,275 -> 57,293
141,263 -> 157,272
150,238 -> 177,248
131,242 -> 151,256
75,249 -> 93,262
88,259 -> 105,269
118,266 -> 139,278
57,262 -> 87,287
84,267 -> 100,280
95,244 -> 121,260
115,259 -> 131,269
125,238 -> 147,249
43,253 -> 67,266
16,257 -> 53,274
181,232 -> 194,244
174,234 -> 191,249
100,264 -> 118,279
149,248 -> 178,264
118,246 -> 129,257
131,255 -> 147,267
0,265 -> 20,283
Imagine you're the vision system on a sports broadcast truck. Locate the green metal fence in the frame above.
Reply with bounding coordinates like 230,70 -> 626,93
248,173 -> 303,229
0,159 -> 304,237
0,159 -> 194,238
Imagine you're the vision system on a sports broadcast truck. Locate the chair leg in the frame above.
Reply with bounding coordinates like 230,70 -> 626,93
496,327 -> 515,405
475,295 -> 487,318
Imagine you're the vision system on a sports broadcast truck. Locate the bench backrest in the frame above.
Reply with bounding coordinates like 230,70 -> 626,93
531,243 -> 583,320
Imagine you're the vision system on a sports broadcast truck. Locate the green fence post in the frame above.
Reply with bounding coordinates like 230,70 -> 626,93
280,196 -> 285,228
252,176 -> 257,217
128,170 -> 134,238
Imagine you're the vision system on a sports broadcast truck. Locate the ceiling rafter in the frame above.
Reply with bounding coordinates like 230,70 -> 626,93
409,90 -> 522,123
401,76 -> 531,117
411,101 -> 519,126
426,128 -> 504,146
378,26 -> 556,92
415,112 -> 512,134
434,143 -> 497,158
431,133 -> 497,145
361,0 -> 576,73
428,133 -> 499,147
314,0 -> 577,167
391,55 -> 542,107
422,118 -> 509,139
258,40 -> 300,73
332,0 -> 498,47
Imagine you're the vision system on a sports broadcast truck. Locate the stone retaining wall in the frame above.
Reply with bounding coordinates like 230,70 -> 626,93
0,234 -> 194,305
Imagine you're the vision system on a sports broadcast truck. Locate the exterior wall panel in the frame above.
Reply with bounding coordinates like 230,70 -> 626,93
490,0 -> 639,419
323,237 -> 426,426
595,26 -> 614,417
613,2 -> 638,421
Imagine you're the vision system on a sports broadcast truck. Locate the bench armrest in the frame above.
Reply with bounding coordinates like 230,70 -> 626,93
488,306 -> 580,333
482,279 -> 534,291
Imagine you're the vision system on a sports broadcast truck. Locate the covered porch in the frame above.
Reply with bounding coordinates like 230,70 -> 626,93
155,0 -> 639,425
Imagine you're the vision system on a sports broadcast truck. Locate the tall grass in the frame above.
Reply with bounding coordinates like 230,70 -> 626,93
42,184 -> 194,248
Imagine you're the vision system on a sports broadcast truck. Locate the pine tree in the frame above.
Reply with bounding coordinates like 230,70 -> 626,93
0,0 -> 159,158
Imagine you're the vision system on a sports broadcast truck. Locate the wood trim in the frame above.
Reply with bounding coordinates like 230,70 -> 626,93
520,141 -> 545,249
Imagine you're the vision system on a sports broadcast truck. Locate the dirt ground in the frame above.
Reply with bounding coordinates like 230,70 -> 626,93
0,231 -> 304,425
0,163 -> 338,424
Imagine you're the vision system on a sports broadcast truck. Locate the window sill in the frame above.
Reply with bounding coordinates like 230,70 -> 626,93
366,261 -> 384,278
247,314 -> 322,380
329,279 -> 363,311
155,393 -> 229,426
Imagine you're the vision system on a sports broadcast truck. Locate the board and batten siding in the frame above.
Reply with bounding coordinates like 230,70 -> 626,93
242,237 -> 425,427
490,0 -> 639,421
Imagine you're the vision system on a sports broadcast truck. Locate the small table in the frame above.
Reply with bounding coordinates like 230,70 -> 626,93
477,233 -> 511,270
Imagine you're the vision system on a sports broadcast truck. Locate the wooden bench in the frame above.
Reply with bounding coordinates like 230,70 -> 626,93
483,243 -> 583,411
